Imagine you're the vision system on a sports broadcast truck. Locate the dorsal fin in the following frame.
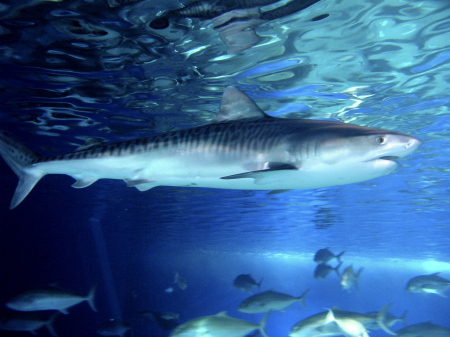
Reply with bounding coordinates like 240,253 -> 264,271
216,311 -> 228,317
214,86 -> 269,122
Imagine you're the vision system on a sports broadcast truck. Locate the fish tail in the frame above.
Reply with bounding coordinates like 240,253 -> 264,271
376,304 -> 397,336
297,289 -> 310,308
46,312 -> 60,337
399,310 -> 408,326
336,251 -> 345,262
0,132 -> 43,209
86,284 -> 98,312
259,310 -> 271,337
355,267 -> 364,291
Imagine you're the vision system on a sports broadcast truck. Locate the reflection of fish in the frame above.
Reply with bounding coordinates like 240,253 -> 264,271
233,274 -> 262,292
239,289 -> 309,313
97,319 -> 131,337
140,310 -> 179,331
0,311 -> 59,337
314,248 -> 345,264
340,266 -> 364,292
324,309 -> 369,337
174,272 -> 187,290
6,285 -> 97,314
395,322 -> 450,337
314,262 -> 342,280
406,272 -> 450,297
170,311 -> 270,337
0,87 -> 421,209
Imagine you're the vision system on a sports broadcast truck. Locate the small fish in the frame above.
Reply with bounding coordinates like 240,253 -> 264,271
233,274 -> 262,292
314,262 -> 342,280
324,309 -> 369,337
170,311 -> 270,337
140,310 -> 179,331
395,322 -> 450,337
314,248 -> 345,264
239,289 -> 309,313
165,287 -> 174,293
406,272 -> 450,297
97,319 -> 131,337
174,272 -> 187,290
340,266 -> 364,292
6,285 -> 97,314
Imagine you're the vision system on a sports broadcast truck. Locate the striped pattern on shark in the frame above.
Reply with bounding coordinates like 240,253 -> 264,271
0,86 -> 421,209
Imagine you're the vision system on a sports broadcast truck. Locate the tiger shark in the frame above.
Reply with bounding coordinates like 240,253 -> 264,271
0,86 -> 421,209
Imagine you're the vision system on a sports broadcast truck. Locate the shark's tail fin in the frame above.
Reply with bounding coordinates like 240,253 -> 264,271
0,133 -> 43,209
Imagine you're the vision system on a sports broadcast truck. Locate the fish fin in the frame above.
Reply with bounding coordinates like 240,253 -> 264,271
399,310 -> 408,326
336,251 -> 345,262
376,304 -> 397,335
60,308 -> 69,315
46,312 -> 60,337
221,163 -> 298,184
124,178 -> 155,187
297,289 -> 310,308
216,311 -> 228,316
74,137 -> 105,151
259,310 -> 271,337
324,308 -> 335,324
214,86 -> 269,122
0,133 -> 44,209
355,267 -> 364,291
86,284 -> 98,312
72,177 -> 98,188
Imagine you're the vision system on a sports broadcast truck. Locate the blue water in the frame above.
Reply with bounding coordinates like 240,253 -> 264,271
0,0 -> 449,336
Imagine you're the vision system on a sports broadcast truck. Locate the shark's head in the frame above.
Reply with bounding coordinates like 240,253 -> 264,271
290,121 -> 422,187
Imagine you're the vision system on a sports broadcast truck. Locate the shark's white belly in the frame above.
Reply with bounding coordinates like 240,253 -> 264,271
32,150 -> 397,191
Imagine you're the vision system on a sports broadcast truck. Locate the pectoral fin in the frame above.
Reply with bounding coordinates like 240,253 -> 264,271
221,163 -> 298,185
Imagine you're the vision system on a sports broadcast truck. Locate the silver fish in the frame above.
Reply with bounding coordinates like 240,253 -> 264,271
406,272 -> 450,297
170,311 -> 270,337
289,305 -> 396,337
0,87 -> 421,209
239,289 -> 309,313
6,285 -> 97,314
395,322 -> 450,337
340,266 -> 364,292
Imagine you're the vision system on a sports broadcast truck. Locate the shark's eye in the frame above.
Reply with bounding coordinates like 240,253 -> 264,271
376,136 -> 387,145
